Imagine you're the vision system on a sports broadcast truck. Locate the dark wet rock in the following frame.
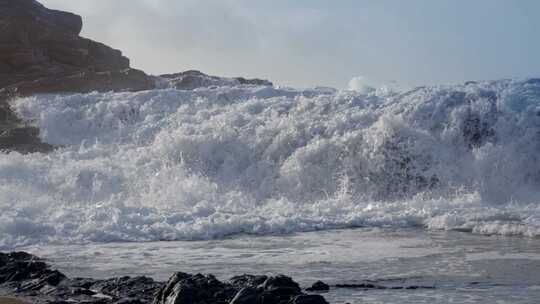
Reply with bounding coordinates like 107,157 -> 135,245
229,287 -> 260,304
229,274 -> 268,288
153,272 -> 323,304
0,252 -> 63,287
0,251 -> 163,304
70,287 -> 97,296
335,281 -> 435,290
160,70 -> 273,90
152,272 -> 235,304
18,270 -> 66,292
91,276 -> 162,303
406,285 -> 435,290
335,283 -> 386,289
115,298 -> 146,304
259,275 -> 301,293
305,281 -> 329,292
289,294 -> 329,304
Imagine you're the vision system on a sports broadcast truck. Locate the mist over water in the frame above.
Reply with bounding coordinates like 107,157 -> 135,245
2,79 -> 540,249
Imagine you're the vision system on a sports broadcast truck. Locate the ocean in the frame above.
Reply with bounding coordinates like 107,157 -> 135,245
2,79 -> 540,302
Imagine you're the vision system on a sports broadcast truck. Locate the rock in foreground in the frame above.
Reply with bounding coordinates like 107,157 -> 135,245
154,272 -> 327,304
0,251 -> 162,304
0,251 -> 329,304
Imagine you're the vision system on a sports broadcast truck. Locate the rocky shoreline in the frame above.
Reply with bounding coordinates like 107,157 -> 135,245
0,0 -> 271,154
0,251 -> 329,304
0,251 -> 442,304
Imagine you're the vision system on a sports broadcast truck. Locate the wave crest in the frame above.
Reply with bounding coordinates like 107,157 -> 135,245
2,79 -> 540,248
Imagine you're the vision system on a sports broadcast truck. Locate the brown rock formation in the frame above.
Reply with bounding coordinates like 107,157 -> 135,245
160,70 -> 273,90
0,0 -> 156,153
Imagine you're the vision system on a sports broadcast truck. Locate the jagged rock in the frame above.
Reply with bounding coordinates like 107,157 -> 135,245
91,276 -> 162,303
0,0 -> 155,154
160,70 -> 272,90
259,275 -> 301,296
229,287 -> 260,304
153,273 -> 322,304
0,252 -> 57,285
0,0 -> 134,88
2,68 -> 154,96
0,1 -> 276,154
1,252 -> 329,304
289,295 -> 328,304
152,272 -> 235,304
229,275 -> 268,288
0,252 -> 164,304
305,281 -> 329,292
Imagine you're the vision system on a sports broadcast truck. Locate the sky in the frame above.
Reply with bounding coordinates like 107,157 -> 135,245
40,0 -> 540,89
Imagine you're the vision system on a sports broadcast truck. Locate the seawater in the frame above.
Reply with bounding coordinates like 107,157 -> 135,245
2,79 -> 540,248
17,228 -> 540,304
3,80 -> 540,302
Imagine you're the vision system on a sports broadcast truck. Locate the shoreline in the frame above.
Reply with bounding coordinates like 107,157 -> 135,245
0,251 -> 331,304
0,250 -> 441,304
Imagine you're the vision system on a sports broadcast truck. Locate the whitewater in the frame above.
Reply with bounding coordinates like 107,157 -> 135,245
2,78 -> 540,249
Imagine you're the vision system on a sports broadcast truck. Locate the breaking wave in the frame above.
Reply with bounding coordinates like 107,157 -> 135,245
2,79 -> 540,248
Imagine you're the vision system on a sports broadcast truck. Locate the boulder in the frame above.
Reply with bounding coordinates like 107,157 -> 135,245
288,295 -> 328,304
152,272 -> 235,304
0,251 -> 163,304
305,281 -> 329,292
0,251 -> 66,288
153,273 -> 323,304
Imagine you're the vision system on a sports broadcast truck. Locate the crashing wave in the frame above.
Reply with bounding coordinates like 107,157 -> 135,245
1,78 -> 540,248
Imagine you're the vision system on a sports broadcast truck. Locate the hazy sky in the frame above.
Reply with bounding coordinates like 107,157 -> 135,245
41,0 -> 540,88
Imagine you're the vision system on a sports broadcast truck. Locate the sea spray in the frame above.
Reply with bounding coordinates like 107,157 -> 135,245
2,79 -> 540,248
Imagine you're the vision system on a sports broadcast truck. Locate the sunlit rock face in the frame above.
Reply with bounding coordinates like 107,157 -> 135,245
0,0 -> 137,86
0,0 -> 154,153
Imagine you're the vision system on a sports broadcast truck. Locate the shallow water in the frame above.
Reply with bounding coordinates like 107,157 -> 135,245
18,228 -> 540,303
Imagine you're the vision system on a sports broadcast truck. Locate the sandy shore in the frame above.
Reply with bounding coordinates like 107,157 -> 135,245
0,297 -> 24,304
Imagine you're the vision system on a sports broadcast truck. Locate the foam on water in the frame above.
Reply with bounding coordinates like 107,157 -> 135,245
2,79 -> 540,248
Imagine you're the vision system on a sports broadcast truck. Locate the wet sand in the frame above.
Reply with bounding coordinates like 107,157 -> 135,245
0,298 -> 24,304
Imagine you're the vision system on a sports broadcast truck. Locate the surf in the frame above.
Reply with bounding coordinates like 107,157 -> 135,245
2,78 -> 540,249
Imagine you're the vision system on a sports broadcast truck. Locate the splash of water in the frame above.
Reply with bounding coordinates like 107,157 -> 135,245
2,79 -> 540,248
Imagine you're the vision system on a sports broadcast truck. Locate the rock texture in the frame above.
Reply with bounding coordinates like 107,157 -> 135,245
0,252 -> 329,304
153,273 -> 328,304
0,251 -> 164,304
0,0 -> 155,153
160,70 -> 273,90
0,0 -> 274,154
0,0 -> 153,90
305,281 -> 329,292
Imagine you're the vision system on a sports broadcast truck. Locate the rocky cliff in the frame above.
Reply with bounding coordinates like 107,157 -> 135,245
0,0 -> 273,154
0,0 -> 155,153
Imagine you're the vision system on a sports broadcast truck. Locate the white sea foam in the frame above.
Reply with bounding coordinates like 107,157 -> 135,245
2,79 -> 540,248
